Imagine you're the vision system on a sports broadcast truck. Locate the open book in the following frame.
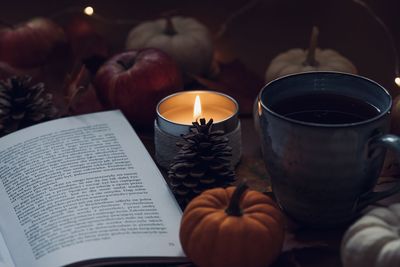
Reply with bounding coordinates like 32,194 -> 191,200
0,110 -> 186,267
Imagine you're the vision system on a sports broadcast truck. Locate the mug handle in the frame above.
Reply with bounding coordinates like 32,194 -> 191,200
355,134 -> 400,212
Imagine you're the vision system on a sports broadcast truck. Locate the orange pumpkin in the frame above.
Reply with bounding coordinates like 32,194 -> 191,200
180,182 -> 284,267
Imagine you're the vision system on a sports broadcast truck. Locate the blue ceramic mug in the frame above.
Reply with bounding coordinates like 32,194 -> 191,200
257,71 -> 400,227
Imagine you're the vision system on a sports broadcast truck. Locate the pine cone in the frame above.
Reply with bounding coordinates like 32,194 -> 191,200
168,118 -> 236,207
0,76 -> 58,136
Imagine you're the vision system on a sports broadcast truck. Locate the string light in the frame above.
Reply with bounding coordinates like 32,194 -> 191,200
215,0 -> 260,40
395,77 -> 400,87
83,6 -> 94,16
48,2 -> 399,86
215,0 -> 400,88
49,6 -> 140,25
352,0 -> 400,87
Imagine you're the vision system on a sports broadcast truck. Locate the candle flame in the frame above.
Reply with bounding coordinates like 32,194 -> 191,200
193,95 -> 202,121
395,77 -> 400,87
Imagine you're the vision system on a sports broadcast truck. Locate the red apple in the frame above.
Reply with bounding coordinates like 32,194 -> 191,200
64,17 -> 108,63
391,94 -> 400,135
94,48 -> 183,128
0,17 -> 67,68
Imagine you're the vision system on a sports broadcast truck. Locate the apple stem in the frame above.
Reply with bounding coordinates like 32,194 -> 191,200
164,17 -> 177,36
117,59 -> 135,70
303,26 -> 319,67
0,20 -> 14,28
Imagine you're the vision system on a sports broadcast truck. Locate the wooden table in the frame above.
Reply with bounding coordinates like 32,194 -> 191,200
2,1 -> 400,265
61,88 -> 399,267
140,115 -> 352,267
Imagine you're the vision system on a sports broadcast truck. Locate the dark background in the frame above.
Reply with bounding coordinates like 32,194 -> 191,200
1,2 -> 399,266
1,0 -> 400,95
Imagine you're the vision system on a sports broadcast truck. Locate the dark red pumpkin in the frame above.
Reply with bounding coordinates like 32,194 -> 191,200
0,17 -> 66,69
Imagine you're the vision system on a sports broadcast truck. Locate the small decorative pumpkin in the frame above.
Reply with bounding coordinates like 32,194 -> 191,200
125,16 -> 213,77
180,182 -> 284,267
265,26 -> 357,82
341,203 -> 400,267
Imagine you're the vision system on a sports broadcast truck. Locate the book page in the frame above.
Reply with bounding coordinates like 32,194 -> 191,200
0,110 -> 185,267
0,232 -> 15,267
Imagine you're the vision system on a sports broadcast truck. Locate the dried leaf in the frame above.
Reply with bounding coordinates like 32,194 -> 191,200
276,246 -> 341,267
64,65 -> 103,115
67,84 -> 104,116
282,231 -> 328,253
235,157 -> 270,192
381,150 -> 400,177
65,65 -> 91,101
377,177 -> 399,185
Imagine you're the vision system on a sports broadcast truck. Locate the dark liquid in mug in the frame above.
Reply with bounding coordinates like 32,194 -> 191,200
271,93 -> 380,124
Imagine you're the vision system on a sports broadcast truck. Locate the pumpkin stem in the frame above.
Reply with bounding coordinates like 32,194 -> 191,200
117,58 -> 136,70
304,26 -> 319,67
225,181 -> 249,216
164,17 -> 177,36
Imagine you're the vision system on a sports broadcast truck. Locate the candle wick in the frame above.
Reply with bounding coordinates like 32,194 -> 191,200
194,116 -> 206,124
194,116 -> 203,123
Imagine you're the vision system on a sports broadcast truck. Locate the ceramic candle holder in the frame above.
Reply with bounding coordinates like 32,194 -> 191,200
154,90 -> 242,169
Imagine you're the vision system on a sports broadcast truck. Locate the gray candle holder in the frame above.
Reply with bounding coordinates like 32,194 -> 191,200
154,90 -> 242,169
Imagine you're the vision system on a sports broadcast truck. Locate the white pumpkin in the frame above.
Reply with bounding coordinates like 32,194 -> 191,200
125,16 -> 213,77
265,27 -> 357,82
341,203 -> 400,267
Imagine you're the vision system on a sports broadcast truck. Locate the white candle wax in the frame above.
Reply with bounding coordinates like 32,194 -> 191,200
158,91 -> 237,125
162,106 -> 234,125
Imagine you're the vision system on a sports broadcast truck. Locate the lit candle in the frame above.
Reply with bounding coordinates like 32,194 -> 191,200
156,90 -> 239,136
154,90 -> 241,169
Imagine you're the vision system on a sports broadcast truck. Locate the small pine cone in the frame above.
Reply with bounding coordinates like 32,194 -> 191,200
168,118 -> 236,208
0,76 -> 58,136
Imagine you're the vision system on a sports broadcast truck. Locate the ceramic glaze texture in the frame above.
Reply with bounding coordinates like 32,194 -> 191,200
260,110 -> 389,225
258,72 -> 398,227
